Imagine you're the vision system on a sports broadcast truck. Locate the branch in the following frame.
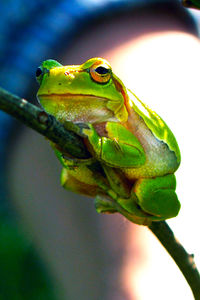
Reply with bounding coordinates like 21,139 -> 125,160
0,87 -> 90,159
0,87 -> 200,299
149,222 -> 200,299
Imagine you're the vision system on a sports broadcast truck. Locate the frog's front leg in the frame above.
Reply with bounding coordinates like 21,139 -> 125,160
82,122 -> 146,168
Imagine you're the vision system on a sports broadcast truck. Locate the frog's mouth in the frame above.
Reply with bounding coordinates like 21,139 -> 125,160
37,93 -> 110,102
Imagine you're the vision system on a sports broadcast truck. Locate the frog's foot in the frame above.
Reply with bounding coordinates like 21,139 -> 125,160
95,194 -> 118,214
94,193 -> 154,225
61,155 -> 96,168
63,121 -> 90,138
133,174 -> 181,220
116,196 -> 159,225
53,146 -> 95,169
93,164 -> 161,225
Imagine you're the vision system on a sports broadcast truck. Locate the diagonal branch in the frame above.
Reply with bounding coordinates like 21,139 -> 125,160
0,86 -> 200,299
0,87 -> 90,159
149,222 -> 200,299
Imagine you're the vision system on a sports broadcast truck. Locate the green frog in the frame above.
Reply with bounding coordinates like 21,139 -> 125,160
36,57 -> 181,225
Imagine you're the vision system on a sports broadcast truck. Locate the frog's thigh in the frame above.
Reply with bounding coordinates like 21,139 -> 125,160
133,174 -> 181,218
61,168 -> 99,197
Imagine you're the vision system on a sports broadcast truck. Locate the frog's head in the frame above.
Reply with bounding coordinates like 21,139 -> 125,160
36,58 -> 128,124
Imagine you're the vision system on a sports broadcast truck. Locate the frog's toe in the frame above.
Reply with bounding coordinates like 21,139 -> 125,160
95,195 -> 118,214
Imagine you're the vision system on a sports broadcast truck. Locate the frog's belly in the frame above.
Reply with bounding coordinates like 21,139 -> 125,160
122,123 -> 179,180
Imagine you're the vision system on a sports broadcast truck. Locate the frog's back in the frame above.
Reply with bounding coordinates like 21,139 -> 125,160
122,90 -> 180,180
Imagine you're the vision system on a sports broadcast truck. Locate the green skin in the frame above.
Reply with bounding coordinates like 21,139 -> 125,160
36,58 -> 181,225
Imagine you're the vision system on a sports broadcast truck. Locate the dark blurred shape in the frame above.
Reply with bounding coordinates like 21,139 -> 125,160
182,0 -> 200,9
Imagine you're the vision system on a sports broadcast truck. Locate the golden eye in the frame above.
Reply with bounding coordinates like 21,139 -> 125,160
90,63 -> 111,83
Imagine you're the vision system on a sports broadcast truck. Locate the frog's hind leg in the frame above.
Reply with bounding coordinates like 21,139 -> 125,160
133,174 -> 181,219
61,168 -> 100,197
61,167 -> 119,213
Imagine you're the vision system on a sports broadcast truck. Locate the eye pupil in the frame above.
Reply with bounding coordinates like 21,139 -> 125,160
95,66 -> 109,75
36,67 -> 42,77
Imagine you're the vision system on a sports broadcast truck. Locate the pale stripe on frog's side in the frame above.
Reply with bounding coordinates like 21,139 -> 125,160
122,90 -> 180,180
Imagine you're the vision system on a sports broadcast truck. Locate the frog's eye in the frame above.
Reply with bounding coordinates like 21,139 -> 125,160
36,67 -> 43,78
90,64 -> 111,83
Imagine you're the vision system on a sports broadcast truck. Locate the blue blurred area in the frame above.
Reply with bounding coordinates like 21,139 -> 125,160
0,0 -> 167,94
0,0 -> 198,299
0,0 -> 130,206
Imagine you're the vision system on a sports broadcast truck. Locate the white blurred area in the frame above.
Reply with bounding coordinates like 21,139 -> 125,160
104,30 -> 200,300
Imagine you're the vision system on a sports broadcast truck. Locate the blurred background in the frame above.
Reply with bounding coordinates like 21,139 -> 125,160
0,0 -> 200,299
